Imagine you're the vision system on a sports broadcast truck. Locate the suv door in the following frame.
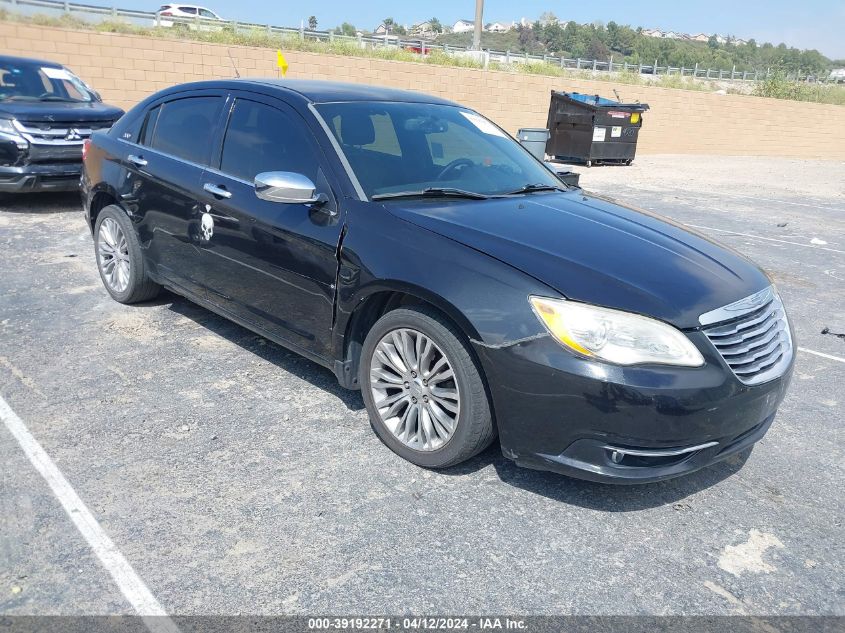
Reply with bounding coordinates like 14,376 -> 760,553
197,94 -> 343,358
123,92 -> 225,298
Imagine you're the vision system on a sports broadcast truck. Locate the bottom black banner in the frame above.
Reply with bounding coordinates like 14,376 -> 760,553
0,616 -> 843,633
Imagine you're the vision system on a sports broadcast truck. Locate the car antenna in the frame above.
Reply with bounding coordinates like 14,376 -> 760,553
613,88 -> 622,102
227,48 -> 241,78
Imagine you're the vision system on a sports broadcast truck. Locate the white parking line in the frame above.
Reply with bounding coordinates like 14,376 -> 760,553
686,224 -> 845,255
799,347 -> 845,364
0,394 -> 179,633
711,191 -> 844,212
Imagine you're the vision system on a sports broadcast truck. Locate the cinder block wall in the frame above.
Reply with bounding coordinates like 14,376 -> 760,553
4,21 -> 845,158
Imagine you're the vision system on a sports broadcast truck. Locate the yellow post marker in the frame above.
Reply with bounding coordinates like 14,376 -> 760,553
276,50 -> 289,77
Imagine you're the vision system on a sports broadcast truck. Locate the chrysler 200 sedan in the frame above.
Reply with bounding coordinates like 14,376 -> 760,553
81,79 -> 794,483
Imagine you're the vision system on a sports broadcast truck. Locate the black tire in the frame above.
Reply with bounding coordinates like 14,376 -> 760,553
93,205 -> 160,304
360,306 -> 496,468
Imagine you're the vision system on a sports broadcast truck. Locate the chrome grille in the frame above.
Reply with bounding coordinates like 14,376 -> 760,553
699,286 -> 793,386
12,119 -> 114,146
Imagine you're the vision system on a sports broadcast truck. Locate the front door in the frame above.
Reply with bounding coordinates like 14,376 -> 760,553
196,95 -> 343,358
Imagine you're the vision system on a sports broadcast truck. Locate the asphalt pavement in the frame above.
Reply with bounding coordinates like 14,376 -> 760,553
0,156 -> 843,618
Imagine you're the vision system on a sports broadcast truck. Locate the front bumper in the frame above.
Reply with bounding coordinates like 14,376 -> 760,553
0,164 -> 82,193
474,330 -> 793,484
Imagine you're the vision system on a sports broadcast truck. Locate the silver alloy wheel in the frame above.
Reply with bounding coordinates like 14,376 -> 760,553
97,217 -> 130,293
369,327 -> 461,452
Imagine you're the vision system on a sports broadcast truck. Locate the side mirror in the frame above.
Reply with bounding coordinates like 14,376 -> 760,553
254,171 -> 325,205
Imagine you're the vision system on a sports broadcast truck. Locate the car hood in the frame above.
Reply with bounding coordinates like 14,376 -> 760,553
0,100 -> 124,123
384,191 -> 770,329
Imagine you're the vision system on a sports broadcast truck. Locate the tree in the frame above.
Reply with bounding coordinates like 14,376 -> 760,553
516,24 -> 540,54
707,34 -> 719,49
334,22 -> 357,37
586,37 -> 610,61
383,17 -> 394,33
538,11 -> 558,26
429,17 -> 443,33
308,15 -> 317,30
394,24 -> 407,35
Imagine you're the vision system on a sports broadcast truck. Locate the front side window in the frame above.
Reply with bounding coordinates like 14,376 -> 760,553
315,101 -> 559,198
219,99 -> 318,183
0,62 -> 96,103
151,96 -> 222,164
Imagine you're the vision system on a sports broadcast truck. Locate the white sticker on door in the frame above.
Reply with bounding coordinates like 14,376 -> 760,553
611,126 -> 622,138
592,127 -> 607,142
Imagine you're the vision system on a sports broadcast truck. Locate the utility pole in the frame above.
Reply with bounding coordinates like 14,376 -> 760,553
472,0 -> 483,50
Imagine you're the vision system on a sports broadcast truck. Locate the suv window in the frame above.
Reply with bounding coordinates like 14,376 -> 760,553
199,9 -> 217,18
219,99 -> 318,183
151,96 -> 222,164
179,6 -> 197,13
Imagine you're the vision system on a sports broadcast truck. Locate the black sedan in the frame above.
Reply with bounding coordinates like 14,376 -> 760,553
81,79 -> 794,483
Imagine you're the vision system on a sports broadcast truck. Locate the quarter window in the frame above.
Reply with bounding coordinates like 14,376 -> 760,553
219,99 -> 319,183
151,96 -> 222,164
139,105 -> 160,146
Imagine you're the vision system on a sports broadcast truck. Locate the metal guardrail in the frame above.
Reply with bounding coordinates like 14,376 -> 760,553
0,0 -> 828,83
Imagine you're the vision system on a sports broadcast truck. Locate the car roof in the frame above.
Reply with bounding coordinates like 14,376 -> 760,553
158,79 -> 460,106
0,54 -> 63,69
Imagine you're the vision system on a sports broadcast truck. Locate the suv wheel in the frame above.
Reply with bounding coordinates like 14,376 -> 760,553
360,306 -> 496,468
94,205 -> 160,304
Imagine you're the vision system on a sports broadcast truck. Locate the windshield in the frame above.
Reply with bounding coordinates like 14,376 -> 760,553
0,62 -> 97,103
315,101 -> 561,199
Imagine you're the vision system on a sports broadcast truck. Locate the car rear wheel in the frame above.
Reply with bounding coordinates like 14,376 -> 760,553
94,205 -> 160,304
360,306 -> 496,468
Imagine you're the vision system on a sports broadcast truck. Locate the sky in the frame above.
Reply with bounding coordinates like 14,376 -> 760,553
95,0 -> 845,59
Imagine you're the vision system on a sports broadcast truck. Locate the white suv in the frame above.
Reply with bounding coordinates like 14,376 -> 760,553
157,4 -> 224,30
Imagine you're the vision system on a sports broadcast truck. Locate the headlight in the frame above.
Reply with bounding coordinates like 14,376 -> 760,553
0,117 -> 18,135
0,118 -> 26,145
529,296 -> 705,367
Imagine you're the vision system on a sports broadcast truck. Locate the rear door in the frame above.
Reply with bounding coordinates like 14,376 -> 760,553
196,93 -> 343,358
123,92 -> 225,298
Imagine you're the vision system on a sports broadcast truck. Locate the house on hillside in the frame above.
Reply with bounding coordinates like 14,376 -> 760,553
452,19 -> 475,33
642,28 -> 663,38
486,22 -> 510,32
690,33 -> 709,42
734,38 -> 748,46
662,31 -> 679,39
374,23 -> 389,35
410,21 -> 435,37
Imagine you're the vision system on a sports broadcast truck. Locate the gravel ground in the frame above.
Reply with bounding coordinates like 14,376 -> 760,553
0,156 -> 843,618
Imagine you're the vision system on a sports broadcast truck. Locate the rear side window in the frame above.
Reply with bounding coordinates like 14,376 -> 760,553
139,105 -> 160,146
151,96 -> 222,164
219,99 -> 318,183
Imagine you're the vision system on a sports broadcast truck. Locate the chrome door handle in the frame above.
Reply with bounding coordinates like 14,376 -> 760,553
203,183 -> 232,199
127,154 -> 147,167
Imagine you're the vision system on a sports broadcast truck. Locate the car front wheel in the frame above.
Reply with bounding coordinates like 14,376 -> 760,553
360,306 -> 496,468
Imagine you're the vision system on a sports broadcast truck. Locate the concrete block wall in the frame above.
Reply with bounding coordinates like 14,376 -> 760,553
3,21 -> 845,158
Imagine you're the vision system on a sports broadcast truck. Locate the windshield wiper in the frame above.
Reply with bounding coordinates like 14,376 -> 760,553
38,96 -> 79,102
372,187 -> 490,201
503,183 -> 567,195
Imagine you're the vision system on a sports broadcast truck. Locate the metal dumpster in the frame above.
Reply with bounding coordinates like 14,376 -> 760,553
545,91 -> 649,166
